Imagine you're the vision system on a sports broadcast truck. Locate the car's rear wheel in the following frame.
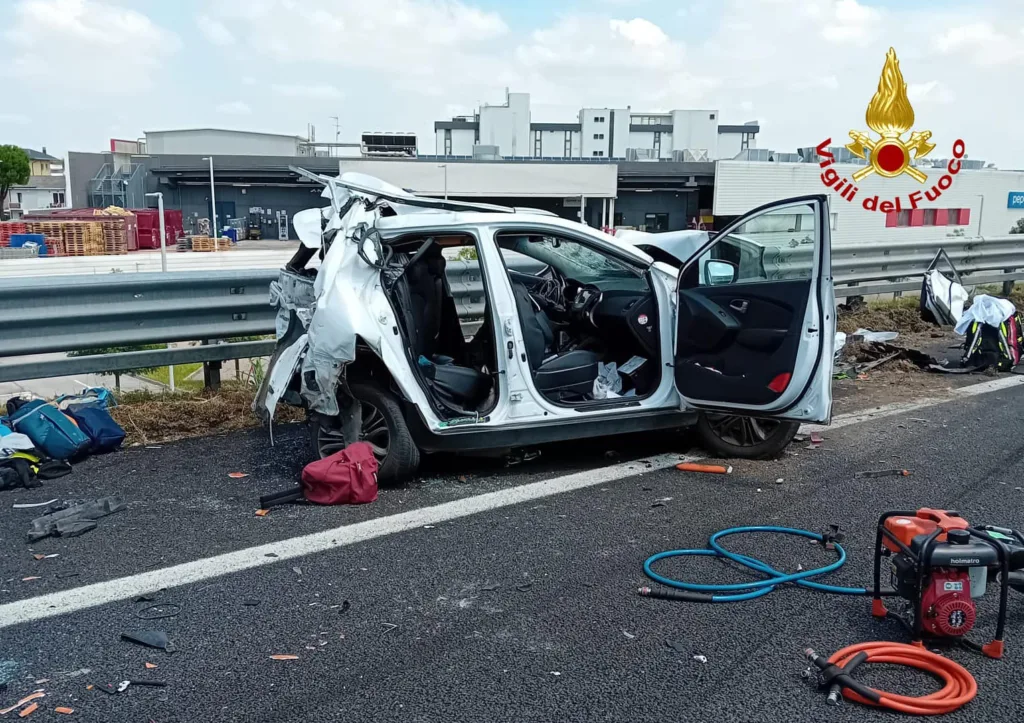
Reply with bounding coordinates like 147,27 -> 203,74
695,412 -> 799,460
309,382 -> 420,485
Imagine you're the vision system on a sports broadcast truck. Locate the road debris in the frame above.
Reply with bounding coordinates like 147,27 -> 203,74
270,655 -> 299,661
136,602 -> 181,620
242,599 -> 260,607
550,671 -> 561,676
856,469 -> 912,478
17,702 -> 38,717
255,509 -> 270,517
482,583 -> 500,591
515,583 -> 533,592
144,663 -> 158,670
12,500 -> 58,509
54,708 -> 74,715
665,640 -> 687,653
381,623 -> 398,635
505,449 -> 541,467
651,497 -> 673,508
228,472 -> 249,479
120,630 -> 173,652
693,655 -> 708,664
26,496 -> 125,542
21,577 -> 40,582
0,692 -> 45,715
775,478 -> 784,485
623,631 -> 635,639
676,462 -> 732,474
292,567 -> 302,576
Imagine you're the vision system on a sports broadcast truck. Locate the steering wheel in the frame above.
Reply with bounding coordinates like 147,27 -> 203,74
572,283 -> 603,326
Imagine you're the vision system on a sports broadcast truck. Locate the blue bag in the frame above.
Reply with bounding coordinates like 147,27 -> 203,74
56,387 -> 117,411
65,406 -> 125,453
10,400 -> 91,460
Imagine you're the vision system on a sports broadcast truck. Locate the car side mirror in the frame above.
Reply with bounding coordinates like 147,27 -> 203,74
703,259 -> 738,286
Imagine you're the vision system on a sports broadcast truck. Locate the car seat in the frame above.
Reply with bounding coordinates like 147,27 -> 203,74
399,247 -> 492,410
512,283 -> 600,398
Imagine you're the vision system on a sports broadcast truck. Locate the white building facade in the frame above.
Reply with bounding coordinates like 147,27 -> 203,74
434,91 -> 758,161
713,160 -> 1024,245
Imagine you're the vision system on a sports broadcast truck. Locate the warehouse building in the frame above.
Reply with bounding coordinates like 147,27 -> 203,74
434,90 -> 759,161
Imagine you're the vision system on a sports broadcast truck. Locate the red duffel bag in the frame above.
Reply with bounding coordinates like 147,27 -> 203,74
301,442 -> 379,505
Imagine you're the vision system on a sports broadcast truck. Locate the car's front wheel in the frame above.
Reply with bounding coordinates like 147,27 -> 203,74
694,412 -> 799,460
309,382 -> 420,485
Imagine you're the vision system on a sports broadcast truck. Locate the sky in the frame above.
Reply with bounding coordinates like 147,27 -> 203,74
1,0 -> 1022,167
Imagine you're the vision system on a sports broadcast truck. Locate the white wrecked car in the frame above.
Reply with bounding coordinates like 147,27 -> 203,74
256,170 -> 835,483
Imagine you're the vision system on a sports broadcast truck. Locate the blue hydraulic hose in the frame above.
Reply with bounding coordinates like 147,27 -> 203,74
641,525 -> 870,603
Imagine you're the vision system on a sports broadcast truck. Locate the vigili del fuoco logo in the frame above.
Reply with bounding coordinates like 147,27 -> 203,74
815,47 -> 966,214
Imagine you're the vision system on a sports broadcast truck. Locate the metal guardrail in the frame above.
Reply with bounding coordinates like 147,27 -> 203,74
0,270 -> 279,383
1,236 -> 1022,384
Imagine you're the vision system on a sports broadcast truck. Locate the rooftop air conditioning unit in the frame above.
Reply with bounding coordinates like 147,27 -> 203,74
681,149 -> 710,162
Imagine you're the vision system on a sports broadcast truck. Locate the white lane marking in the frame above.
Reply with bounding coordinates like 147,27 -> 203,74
0,453 -> 693,629
5,373 -> 1022,628
802,374 -> 1024,433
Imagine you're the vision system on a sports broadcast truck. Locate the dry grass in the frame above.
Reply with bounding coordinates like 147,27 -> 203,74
109,384 -> 305,447
837,296 -> 936,335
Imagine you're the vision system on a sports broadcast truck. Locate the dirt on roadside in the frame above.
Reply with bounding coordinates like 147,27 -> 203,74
109,385 -> 305,447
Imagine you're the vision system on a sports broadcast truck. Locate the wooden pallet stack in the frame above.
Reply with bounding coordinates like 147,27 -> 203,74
0,222 -> 27,247
61,221 -> 105,256
190,235 -> 216,252
99,219 -> 128,255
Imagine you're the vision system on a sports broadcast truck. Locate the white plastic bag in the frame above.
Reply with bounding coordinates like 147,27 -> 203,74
955,295 -> 1017,335
592,362 -> 622,400
923,269 -> 967,326
853,328 -> 899,343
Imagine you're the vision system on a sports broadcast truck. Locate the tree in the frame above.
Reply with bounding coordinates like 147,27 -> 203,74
0,145 -> 31,212
1010,218 -> 1024,234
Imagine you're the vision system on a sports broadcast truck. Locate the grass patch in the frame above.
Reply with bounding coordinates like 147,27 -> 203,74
110,383 -> 305,447
142,363 -> 204,390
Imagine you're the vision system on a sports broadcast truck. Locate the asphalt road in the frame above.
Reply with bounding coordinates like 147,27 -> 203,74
2,379 -> 1024,722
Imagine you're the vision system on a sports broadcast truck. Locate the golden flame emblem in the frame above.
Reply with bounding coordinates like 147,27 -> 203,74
847,48 -> 935,184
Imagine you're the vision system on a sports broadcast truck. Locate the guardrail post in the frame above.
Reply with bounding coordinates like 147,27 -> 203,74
201,340 -> 222,391
1003,280 -> 1015,296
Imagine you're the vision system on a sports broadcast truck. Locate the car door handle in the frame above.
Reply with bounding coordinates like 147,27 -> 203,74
729,299 -> 749,313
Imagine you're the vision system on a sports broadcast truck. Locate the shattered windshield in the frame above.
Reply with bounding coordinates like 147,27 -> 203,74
501,234 -> 642,283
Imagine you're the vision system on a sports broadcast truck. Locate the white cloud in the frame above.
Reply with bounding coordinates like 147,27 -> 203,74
272,83 -> 344,100
609,18 -> 668,46
820,0 -> 880,45
5,0 -> 179,92
216,100 -> 252,115
908,81 -> 956,105
936,22 -> 1024,65
197,14 -> 236,46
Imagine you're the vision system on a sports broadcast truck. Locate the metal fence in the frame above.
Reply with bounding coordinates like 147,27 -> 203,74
1,237 -> 1022,384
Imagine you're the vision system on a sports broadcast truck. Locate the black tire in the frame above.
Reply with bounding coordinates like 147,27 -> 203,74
309,382 -> 420,485
694,412 -> 799,460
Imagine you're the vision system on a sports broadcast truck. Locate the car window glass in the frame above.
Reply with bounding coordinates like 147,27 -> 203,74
697,203 -> 816,286
500,234 -> 642,285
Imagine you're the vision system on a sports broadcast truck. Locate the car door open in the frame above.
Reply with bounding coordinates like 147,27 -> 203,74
673,196 -> 834,423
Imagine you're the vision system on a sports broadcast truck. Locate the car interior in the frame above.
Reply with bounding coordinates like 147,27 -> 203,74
381,233 -> 499,418
497,232 -> 662,405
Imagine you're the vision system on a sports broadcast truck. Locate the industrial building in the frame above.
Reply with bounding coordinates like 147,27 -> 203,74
55,124 -> 1024,245
434,90 -> 759,161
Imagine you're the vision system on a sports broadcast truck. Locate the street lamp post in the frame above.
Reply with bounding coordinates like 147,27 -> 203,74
145,191 -> 173,391
202,156 -> 218,239
438,164 -> 448,200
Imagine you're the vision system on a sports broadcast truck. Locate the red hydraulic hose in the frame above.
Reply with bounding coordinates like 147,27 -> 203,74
807,642 -> 976,716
